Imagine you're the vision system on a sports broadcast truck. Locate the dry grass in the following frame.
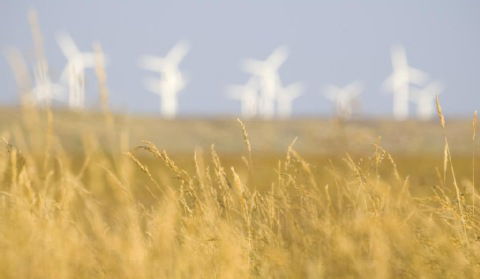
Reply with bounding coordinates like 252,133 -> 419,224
0,108 -> 479,278
2,10 -> 479,277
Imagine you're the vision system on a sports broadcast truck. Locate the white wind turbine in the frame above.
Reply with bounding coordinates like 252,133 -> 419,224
324,81 -> 363,119
384,45 -> 428,120
277,82 -> 303,118
242,46 -> 288,118
411,81 -> 443,120
32,60 -> 64,106
227,78 -> 259,118
139,41 -> 190,118
57,33 -> 95,109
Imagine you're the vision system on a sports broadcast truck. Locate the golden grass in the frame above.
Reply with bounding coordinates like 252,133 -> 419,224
3,10 -> 479,277
0,109 -> 479,278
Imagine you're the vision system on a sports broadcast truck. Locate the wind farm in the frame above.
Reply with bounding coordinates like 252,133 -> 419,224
1,3 -> 479,279
5,36 -> 451,121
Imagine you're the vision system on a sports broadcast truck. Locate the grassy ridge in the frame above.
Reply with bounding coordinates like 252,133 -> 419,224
0,108 -> 479,278
0,107 -> 475,155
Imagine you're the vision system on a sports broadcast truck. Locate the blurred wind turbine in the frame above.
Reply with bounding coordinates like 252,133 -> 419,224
324,81 -> 363,119
242,46 -> 288,119
277,82 -> 303,118
139,41 -> 190,118
32,61 -> 64,106
384,45 -> 428,120
227,78 -> 259,118
57,33 -> 95,109
411,81 -> 443,120
27,10 -> 64,107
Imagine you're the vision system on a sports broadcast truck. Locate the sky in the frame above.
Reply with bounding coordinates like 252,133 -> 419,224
1,0 -> 479,117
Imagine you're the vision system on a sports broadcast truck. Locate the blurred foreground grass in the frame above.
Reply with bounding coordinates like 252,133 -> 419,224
1,107 -> 479,278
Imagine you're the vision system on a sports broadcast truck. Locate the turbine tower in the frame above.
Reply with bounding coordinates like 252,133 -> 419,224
324,81 -> 363,119
277,82 -> 303,118
411,81 -> 443,120
384,45 -> 428,120
227,78 -> 259,118
57,33 -> 95,109
242,46 -> 288,118
139,41 -> 189,118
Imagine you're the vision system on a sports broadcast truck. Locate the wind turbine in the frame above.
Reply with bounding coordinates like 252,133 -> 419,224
139,41 -> 190,118
57,33 -> 95,109
324,81 -> 363,119
411,81 -> 443,120
242,46 -> 288,118
32,60 -> 64,106
277,82 -> 303,118
383,45 -> 428,120
227,78 -> 259,118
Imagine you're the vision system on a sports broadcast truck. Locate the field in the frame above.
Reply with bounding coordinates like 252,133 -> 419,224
1,107 -> 479,278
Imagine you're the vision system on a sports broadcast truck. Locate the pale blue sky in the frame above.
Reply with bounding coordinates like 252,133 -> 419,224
1,0 -> 479,116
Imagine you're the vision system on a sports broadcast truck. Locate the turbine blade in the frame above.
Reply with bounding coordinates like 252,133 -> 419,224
268,46 -> 288,69
56,33 -> 79,57
166,41 -> 190,65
